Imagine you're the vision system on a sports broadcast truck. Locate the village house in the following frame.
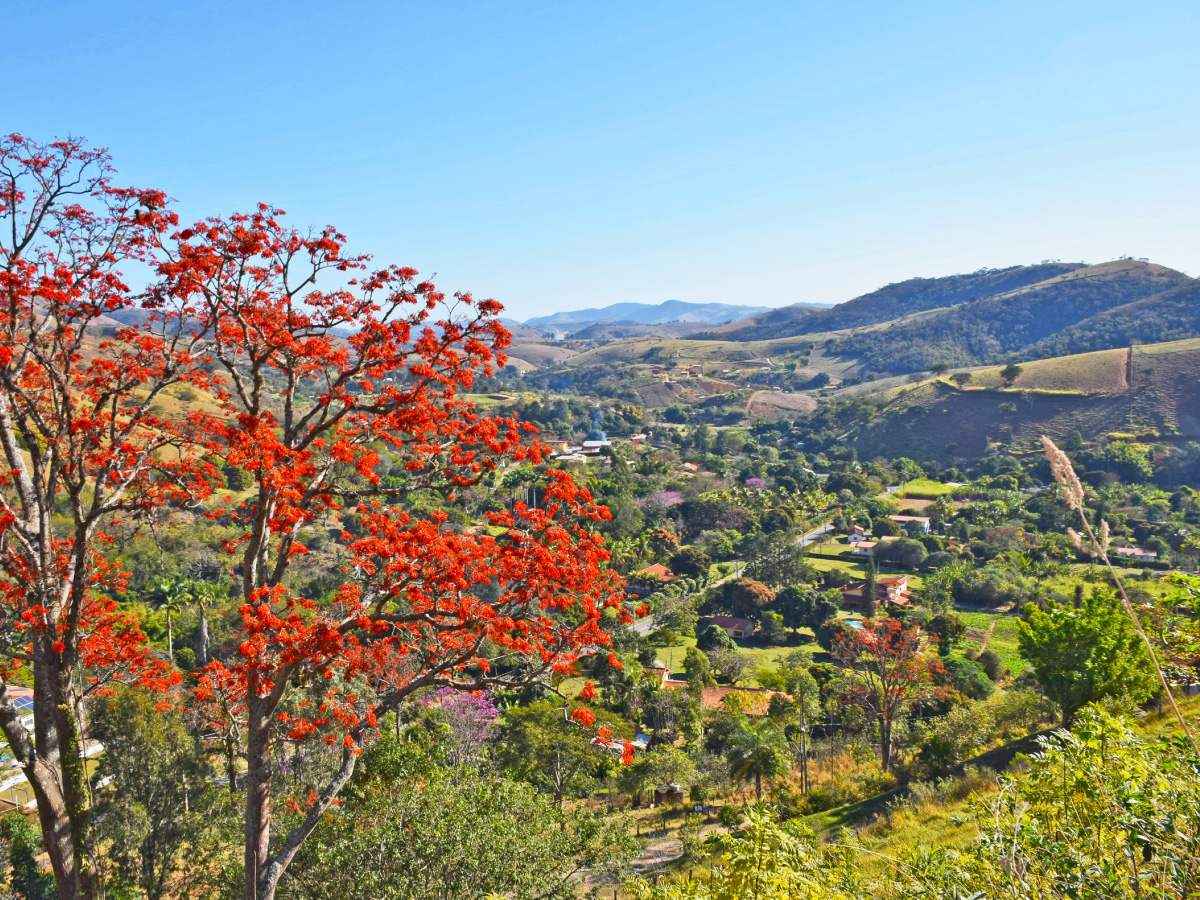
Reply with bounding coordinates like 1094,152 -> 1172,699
840,574 -> 913,611
888,514 -> 931,534
850,536 -> 897,556
1114,546 -> 1159,560
628,563 -> 674,597
659,681 -> 787,716
701,615 -> 758,639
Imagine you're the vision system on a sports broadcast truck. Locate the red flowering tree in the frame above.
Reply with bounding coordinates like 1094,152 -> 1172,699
0,135 -> 215,900
832,617 -> 943,771
0,135 -> 625,900
155,207 -> 624,900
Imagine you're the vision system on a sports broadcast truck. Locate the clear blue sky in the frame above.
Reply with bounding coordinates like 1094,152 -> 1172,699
7,0 -> 1200,320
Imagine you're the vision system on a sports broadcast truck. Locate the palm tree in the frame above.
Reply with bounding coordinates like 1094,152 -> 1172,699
190,581 -> 225,667
150,576 -> 188,660
726,723 -> 788,801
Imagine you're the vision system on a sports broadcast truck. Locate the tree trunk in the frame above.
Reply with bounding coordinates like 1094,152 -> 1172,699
166,611 -> 173,661
243,705 -> 272,900
0,685 -> 87,900
198,606 -> 209,667
880,719 -> 892,773
754,771 -> 762,801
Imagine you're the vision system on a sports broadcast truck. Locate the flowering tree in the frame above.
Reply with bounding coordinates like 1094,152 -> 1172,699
421,687 -> 499,767
0,135 -> 210,900
0,135 -> 625,900
832,617 -> 943,771
157,207 -> 624,900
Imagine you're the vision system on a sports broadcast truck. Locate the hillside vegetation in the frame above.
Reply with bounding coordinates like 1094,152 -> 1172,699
697,261 -> 1084,341
826,261 -> 1190,373
843,338 -> 1200,460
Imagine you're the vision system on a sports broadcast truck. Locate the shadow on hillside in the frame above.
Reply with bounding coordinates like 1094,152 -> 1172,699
808,727 -> 1057,833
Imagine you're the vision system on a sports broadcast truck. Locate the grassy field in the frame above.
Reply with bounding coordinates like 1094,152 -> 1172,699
652,635 -> 803,687
893,479 -> 956,499
956,609 -> 1026,676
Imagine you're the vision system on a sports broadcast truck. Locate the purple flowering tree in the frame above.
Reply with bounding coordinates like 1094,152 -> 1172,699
425,688 -> 500,767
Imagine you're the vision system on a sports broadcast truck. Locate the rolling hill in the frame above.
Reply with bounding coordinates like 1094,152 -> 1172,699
699,262 -> 1085,341
840,338 -> 1200,461
828,260 -> 1191,373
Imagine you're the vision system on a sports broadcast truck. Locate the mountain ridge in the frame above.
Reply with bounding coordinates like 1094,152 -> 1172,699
523,299 -> 779,330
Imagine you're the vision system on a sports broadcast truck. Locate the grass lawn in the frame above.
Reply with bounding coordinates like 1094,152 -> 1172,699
651,634 -> 805,687
1039,564 -> 1178,600
804,551 -> 926,589
894,479 -> 957,499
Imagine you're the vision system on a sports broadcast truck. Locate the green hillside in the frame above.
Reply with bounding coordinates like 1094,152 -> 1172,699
1029,278 -> 1200,359
842,338 -> 1200,460
827,260 -> 1190,373
696,261 -> 1084,341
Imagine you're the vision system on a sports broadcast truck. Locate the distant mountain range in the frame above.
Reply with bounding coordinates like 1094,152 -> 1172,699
522,299 -> 806,334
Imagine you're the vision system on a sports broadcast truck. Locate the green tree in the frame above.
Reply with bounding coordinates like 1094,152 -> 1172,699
617,746 -> 697,807
1000,363 -> 1023,385
862,558 -> 878,619
669,546 -> 711,579
0,814 -> 56,900
149,575 -> 189,660
873,537 -> 927,571
774,584 -> 811,635
286,741 -> 637,900
758,610 -> 787,644
927,612 -> 966,656
495,702 -> 615,806
683,645 -> 716,690
89,687 -> 212,900
697,624 -> 736,653
1018,590 -> 1159,723
725,723 -> 788,800
950,372 -> 972,388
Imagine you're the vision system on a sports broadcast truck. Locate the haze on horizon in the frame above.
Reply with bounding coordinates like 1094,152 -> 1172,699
7,0 -> 1200,321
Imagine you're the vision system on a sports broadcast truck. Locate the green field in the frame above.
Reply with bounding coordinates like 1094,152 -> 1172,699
956,609 -> 1026,676
894,479 -> 956,499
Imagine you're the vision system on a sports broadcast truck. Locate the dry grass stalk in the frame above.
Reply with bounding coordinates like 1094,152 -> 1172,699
1041,435 -> 1198,755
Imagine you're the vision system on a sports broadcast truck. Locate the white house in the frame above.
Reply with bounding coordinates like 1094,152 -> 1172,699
888,515 -> 931,535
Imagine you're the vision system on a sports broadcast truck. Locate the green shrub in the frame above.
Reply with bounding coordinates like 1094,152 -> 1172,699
941,656 -> 994,700
977,648 -> 1004,681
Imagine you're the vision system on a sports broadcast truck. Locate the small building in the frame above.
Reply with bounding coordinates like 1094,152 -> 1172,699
645,664 -> 673,685
628,564 -> 675,597
840,574 -> 912,610
581,439 -> 611,453
1114,546 -> 1159,560
847,531 -> 870,544
543,439 -> 569,453
851,536 -> 897,556
888,515 -> 931,534
848,525 -> 867,537
680,462 -> 700,473
701,615 -> 757,639
687,364 -> 703,377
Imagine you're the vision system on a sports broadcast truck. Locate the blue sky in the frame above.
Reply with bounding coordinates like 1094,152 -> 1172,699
7,0 -> 1200,319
